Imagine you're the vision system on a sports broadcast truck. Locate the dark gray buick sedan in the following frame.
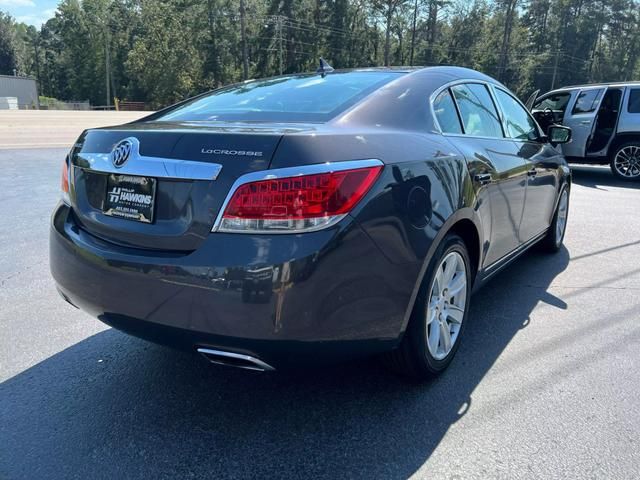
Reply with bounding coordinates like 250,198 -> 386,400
50,66 -> 572,379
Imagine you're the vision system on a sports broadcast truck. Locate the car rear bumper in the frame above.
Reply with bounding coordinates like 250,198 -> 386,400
50,203 -> 418,368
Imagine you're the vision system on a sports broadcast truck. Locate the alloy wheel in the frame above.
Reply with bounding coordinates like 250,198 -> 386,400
614,145 -> 640,179
426,251 -> 468,360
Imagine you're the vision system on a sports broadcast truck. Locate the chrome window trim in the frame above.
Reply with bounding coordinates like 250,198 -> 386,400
74,137 -> 223,181
429,79 -> 508,140
430,79 -> 547,142
211,158 -> 384,234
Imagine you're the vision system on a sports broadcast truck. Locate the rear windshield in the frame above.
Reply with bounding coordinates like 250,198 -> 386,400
155,72 -> 402,123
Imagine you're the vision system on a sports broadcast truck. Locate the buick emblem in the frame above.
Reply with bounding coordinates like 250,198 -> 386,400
110,138 -> 135,168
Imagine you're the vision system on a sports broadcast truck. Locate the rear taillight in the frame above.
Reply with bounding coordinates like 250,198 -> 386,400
216,162 -> 383,233
61,156 -> 71,204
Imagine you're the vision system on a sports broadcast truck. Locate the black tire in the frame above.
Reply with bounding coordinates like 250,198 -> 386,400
539,186 -> 569,253
385,234 -> 472,381
609,142 -> 640,181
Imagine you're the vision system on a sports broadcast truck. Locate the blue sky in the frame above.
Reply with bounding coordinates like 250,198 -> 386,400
1,0 -> 59,26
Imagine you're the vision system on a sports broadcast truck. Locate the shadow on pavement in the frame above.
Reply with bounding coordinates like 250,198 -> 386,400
570,165 -> 640,190
0,248 -> 570,479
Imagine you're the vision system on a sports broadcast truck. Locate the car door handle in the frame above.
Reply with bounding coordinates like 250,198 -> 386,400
579,120 -> 591,125
527,168 -> 537,178
474,173 -> 492,185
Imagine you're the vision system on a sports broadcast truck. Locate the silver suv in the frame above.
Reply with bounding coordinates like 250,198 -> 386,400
531,82 -> 640,180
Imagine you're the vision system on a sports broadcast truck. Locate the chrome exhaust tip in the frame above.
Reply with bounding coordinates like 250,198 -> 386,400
196,347 -> 275,372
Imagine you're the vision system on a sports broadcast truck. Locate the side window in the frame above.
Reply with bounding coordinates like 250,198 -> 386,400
628,89 -> 640,113
572,88 -> 604,114
451,83 -> 503,138
533,92 -> 571,113
494,88 -> 540,141
433,89 -> 462,134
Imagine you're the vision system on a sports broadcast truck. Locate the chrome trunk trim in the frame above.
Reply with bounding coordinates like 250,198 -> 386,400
74,137 -> 223,181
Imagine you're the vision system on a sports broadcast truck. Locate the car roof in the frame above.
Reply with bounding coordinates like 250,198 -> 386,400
334,65 -> 503,83
314,66 -> 508,132
330,65 -> 507,94
143,65 -> 507,131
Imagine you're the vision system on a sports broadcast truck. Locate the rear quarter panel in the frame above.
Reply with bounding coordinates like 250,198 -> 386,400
272,127 -> 478,335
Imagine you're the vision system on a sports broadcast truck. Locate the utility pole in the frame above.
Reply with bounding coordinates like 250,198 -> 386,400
498,0 -> 518,81
551,50 -> 559,90
409,0 -> 418,66
239,0 -> 249,80
33,35 -> 41,90
105,31 -> 111,108
277,15 -> 284,75
267,15 -> 284,75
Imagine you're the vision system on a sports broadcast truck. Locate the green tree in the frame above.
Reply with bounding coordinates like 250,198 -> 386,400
125,0 -> 204,107
0,12 -> 20,75
4,0 -> 640,107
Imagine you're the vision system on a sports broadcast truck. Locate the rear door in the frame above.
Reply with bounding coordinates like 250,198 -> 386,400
562,87 -> 606,157
619,87 -> 640,133
434,83 -> 529,267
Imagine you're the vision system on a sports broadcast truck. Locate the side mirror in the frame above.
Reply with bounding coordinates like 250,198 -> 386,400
547,125 -> 572,145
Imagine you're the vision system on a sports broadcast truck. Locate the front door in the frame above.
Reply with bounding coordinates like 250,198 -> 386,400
515,142 -> 561,240
492,87 -> 560,241
562,87 -> 606,158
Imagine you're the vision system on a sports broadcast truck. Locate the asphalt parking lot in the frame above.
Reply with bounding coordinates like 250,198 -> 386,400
1,144 -> 639,479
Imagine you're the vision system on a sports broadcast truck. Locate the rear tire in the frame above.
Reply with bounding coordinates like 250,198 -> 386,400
385,234 -> 472,381
540,186 -> 569,253
610,142 -> 640,181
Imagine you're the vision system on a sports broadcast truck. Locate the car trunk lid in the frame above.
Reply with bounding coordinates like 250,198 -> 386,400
69,121 -> 310,251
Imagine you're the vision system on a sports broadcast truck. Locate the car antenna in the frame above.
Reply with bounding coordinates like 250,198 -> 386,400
316,57 -> 334,77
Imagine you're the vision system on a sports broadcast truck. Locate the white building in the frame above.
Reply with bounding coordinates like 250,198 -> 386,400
0,75 -> 39,109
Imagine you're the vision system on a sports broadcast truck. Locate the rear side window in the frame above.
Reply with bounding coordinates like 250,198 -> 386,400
572,89 -> 604,114
533,92 -> 571,112
451,84 -> 503,138
628,89 -> 640,113
433,89 -> 462,134
494,88 -> 540,141
155,72 -> 401,123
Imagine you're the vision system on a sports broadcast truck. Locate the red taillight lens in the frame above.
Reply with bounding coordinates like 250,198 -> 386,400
61,157 -> 71,204
61,159 -> 70,194
219,165 -> 382,232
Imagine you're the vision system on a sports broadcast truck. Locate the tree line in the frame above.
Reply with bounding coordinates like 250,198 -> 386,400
1,0 -> 639,109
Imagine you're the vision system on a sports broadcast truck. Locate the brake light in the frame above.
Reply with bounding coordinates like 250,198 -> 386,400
61,157 -> 70,204
218,165 -> 382,233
